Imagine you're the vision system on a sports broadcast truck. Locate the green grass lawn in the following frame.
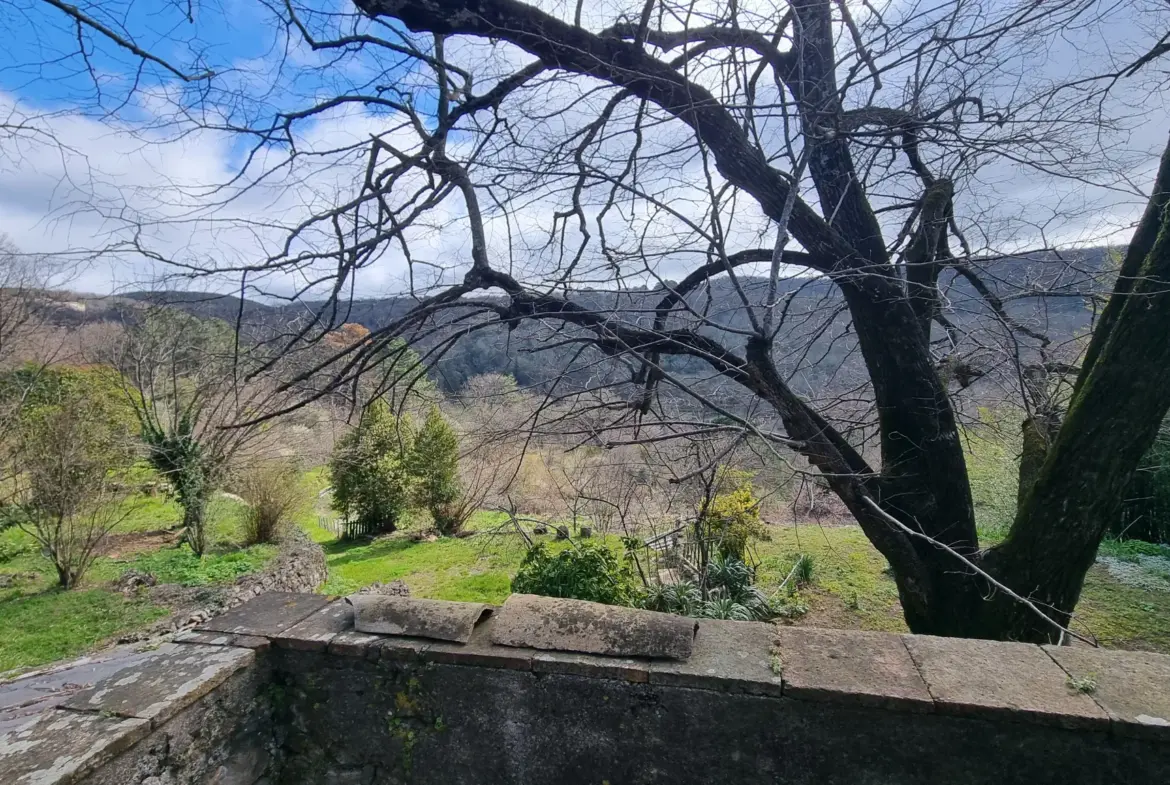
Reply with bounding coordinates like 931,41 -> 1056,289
0,490 -> 275,675
753,522 -> 1170,651
5,450 -> 1170,677
0,590 -> 168,674
311,511 -> 526,601
755,524 -> 908,633
302,499 -> 1170,654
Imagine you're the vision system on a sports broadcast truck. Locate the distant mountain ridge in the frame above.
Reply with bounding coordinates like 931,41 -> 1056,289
36,248 -> 1113,394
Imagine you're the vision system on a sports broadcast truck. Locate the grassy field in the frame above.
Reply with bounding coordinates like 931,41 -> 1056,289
0,492 -> 275,674
307,510 -> 528,602
753,523 -> 1170,650
299,508 -> 1170,652
5,445 -> 1170,676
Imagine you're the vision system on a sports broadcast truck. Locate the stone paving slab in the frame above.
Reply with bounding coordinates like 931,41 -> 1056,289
492,593 -> 696,660
904,635 -> 1109,729
649,619 -> 783,696
62,643 -> 254,727
1044,645 -> 1170,740
274,600 -> 355,652
348,595 -> 490,643
0,708 -> 149,785
775,627 -> 933,711
0,644 -> 167,735
195,591 -> 332,637
328,629 -> 387,659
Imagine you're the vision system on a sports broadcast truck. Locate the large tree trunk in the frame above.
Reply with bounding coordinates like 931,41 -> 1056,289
976,138 -> 1170,642
358,0 -> 1170,641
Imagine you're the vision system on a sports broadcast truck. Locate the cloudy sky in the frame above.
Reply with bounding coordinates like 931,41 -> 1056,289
0,0 -> 1167,299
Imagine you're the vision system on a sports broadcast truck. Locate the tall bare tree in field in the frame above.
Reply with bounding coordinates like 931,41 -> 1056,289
13,0 -> 1170,640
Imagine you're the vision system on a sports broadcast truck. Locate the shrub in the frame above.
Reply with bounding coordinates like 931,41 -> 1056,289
794,553 -> 815,586
642,555 -> 775,621
700,471 -> 769,561
706,554 -> 774,620
329,400 -> 415,536
234,459 -> 307,545
10,399 -> 136,588
700,597 -> 754,621
512,542 -> 640,605
410,406 -> 463,535
141,424 -> 214,554
642,581 -> 702,616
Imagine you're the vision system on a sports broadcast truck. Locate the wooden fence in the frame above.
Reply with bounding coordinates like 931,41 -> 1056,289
318,515 -> 376,541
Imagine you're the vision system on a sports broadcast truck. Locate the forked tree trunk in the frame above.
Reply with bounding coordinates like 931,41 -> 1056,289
357,0 -> 1170,641
973,140 -> 1170,642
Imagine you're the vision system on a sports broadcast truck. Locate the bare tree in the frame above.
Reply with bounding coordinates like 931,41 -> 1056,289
16,0 -> 1170,640
232,458 -> 310,545
8,376 -> 136,588
103,308 -> 298,555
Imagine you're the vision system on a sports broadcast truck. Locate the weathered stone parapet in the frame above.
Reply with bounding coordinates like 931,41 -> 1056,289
4,591 -> 1170,785
1,642 -> 267,785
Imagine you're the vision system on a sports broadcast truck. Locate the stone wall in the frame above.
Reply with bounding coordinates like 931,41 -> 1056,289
148,527 -> 329,632
4,591 -> 1170,785
0,641 -> 276,785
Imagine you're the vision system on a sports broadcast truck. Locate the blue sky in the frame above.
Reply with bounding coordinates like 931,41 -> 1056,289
0,0 -> 445,295
2,1 -> 264,106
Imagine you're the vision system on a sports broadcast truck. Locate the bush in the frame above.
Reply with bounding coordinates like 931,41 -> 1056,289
642,555 -> 775,621
329,400 -> 415,536
410,406 -> 463,535
642,581 -> 703,616
234,459 -> 307,545
4,368 -> 139,588
512,542 -> 640,606
700,471 -> 769,561
705,554 -> 774,620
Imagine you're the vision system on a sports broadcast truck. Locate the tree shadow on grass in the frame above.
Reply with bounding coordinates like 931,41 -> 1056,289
322,536 -> 415,566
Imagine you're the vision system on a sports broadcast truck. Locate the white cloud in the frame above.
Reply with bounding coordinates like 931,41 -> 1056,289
0,0 -> 1167,301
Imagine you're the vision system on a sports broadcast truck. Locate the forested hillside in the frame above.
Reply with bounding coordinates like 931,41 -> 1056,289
36,247 -> 1108,396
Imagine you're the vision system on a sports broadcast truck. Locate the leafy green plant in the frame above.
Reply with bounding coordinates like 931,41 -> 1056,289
0,530 -> 31,563
708,552 -> 752,590
706,554 -> 774,620
511,541 -> 639,605
140,420 -> 213,554
643,556 -> 775,621
772,598 -> 810,619
700,597 -> 753,621
5,369 -> 139,588
409,406 -> 463,535
642,581 -> 703,616
699,470 -> 769,561
794,553 -> 815,586
330,401 -> 416,536
1067,673 -> 1098,694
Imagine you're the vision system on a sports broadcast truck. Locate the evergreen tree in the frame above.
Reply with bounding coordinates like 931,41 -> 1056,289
410,405 -> 463,535
329,400 -> 415,536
